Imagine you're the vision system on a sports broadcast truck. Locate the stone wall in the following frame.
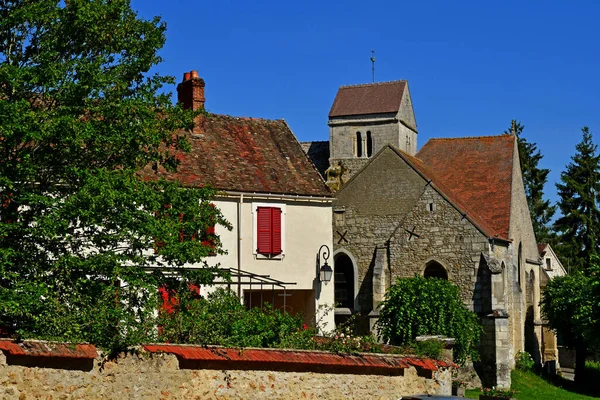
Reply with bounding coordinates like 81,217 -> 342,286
333,150 -> 492,311
0,341 -> 454,400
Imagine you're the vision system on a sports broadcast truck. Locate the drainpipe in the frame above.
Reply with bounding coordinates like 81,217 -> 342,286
237,193 -> 243,298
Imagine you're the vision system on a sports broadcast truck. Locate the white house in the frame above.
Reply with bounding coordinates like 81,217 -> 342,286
141,70 -> 335,330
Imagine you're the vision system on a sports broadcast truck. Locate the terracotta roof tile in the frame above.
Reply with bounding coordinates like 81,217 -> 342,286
139,115 -> 331,197
143,345 -> 454,373
538,243 -> 548,255
417,135 -> 515,240
0,340 -> 97,359
329,81 -> 406,117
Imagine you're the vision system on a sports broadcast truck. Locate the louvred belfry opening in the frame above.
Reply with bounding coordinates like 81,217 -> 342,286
257,207 -> 282,255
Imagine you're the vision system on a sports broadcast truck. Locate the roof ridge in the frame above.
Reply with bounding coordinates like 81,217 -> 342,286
338,80 -> 406,89
208,113 -> 284,123
427,134 -> 512,141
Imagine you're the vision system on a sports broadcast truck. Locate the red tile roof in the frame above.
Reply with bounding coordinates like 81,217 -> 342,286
329,81 -> 406,117
0,340 -> 97,359
139,115 -> 331,197
538,243 -> 548,255
143,345 -> 455,374
417,135 -> 516,240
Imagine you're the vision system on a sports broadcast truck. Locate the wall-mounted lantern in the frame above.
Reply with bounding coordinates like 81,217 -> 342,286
317,244 -> 333,283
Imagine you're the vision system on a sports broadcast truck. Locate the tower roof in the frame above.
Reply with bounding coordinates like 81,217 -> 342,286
329,80 -> 407,118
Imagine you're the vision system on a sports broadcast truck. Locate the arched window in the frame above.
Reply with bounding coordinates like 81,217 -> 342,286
334,253 -> 355,309
355,132 -> 362,157
366,131 -> 373,157
424,261 -> 448,280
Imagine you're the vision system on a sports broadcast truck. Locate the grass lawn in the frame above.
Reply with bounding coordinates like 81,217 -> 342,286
464,369 -> 600,399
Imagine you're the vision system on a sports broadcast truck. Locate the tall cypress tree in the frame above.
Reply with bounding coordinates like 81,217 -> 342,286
554,127 -> 600,272
505,121 -> 556,242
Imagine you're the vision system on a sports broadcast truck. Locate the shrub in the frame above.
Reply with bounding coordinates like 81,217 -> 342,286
157,288 -> 305,348
515,351 -> 535,371
414,339 -> 445,360
375,276 -> 481,364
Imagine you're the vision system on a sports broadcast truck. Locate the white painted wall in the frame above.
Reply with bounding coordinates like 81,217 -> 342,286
200,194 -> 335,331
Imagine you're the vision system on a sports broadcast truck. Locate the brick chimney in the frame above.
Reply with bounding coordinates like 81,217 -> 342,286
177,70 -> 205,111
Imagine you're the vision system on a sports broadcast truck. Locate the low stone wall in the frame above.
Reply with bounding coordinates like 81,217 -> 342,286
0,340 -> 455,399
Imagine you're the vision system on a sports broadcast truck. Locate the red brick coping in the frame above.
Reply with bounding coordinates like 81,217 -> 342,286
0,339 -> 97,359
0,340 -> 456,376
143,344 -> 456,375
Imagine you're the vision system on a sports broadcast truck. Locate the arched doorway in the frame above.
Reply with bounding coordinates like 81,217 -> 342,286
333,252 -> 356,326
334,253 -> 355,309
424,261 -> 448,280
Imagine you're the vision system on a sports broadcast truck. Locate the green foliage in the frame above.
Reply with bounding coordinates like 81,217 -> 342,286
481,386 -> 517,399
0,0 -> 228,350
541,258 -> 600,383
541,269 -> 598,348
375,276 -> 481,364
554,127 -> 600,273
504,120 -> 556,243
158,288 -> 306,348
414,339 -> 444,360
515,351 -> 535,371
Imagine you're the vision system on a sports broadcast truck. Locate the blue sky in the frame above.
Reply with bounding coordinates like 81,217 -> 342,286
132,0 -> 600,204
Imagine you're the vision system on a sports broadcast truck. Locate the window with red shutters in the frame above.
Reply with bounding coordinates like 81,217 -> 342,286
256,206 -> 282,256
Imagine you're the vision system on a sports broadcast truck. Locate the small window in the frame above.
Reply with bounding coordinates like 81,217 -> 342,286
546,258 -> 552,270
366,131 -> 373,157
428,202 -> 434,212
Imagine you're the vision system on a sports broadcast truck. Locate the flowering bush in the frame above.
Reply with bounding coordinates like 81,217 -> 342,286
515,350 -> 535,371
481,387 -> 516,398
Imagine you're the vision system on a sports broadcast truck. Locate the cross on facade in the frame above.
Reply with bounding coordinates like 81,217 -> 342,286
337,230 -> 349,244
404,226 -> 422,240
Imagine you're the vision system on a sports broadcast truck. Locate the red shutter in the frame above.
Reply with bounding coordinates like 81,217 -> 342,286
271,207 -> 282,255
257,207 -> 272,254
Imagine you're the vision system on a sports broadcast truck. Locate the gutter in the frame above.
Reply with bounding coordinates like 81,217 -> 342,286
217,191 -> 332,203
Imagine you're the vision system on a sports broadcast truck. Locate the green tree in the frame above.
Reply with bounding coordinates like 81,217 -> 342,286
0,0 -> 227,350
375,276 -> 481,364
541,259 -> 600,384
554,127 -> 600,272
504,120 -> 555,242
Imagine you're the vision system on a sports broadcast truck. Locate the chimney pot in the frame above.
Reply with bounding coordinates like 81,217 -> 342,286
183,72 -> 191,81
190,70 -> 199,79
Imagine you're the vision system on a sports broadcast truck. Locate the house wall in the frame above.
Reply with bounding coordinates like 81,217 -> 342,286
205,195 -> 335,330
507,138 -> 543,365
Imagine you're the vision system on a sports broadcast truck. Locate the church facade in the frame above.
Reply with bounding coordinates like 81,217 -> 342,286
304,81 -> 560,388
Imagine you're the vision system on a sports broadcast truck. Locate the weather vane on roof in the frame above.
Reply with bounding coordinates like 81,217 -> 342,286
370,50 -> 376,83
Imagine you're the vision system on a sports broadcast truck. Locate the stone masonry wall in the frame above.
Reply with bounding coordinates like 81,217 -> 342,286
0,345 -> 453,400
388,185 -> 490,307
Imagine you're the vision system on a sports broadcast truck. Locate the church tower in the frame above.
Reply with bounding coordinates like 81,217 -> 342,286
326,80 -> 417,189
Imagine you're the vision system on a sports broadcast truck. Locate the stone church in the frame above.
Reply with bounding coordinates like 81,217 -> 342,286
303,80 -> 560,388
